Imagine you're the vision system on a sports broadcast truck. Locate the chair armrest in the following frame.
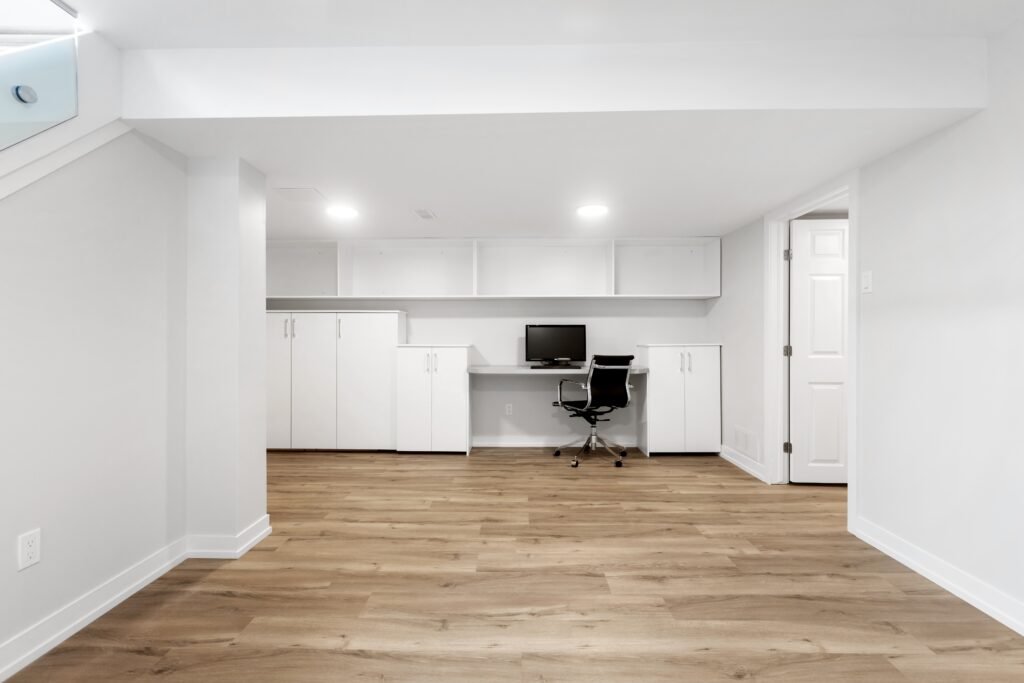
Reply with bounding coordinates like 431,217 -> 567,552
555,379 -> 587,406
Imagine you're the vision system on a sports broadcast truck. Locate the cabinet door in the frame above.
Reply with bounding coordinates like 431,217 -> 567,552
396,348 -> 433,451
266,313 -> 292,449
290,313 -> 337,449
337,313 -> 399,450
645,347 -> 687,452
682,346 -> 722,452
430,348 -> 469,453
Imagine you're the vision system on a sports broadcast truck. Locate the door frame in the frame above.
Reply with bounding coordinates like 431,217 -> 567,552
762,173 -> 860,507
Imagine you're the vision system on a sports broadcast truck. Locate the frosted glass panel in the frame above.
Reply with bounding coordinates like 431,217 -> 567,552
1,0 -> 79,151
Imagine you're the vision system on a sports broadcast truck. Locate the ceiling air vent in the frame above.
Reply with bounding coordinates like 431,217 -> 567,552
414,209 -> 437,220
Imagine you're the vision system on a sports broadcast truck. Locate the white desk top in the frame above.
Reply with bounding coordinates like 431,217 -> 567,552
469,365 -> 648,375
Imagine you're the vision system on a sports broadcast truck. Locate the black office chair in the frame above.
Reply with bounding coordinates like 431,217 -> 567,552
552,355 -> 634,468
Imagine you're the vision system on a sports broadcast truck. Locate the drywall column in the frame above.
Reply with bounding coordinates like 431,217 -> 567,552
185,158 -> 269,556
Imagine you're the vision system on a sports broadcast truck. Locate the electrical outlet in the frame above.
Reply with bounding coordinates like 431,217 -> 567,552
505,404 -> 513,416
18,529 -> 41,571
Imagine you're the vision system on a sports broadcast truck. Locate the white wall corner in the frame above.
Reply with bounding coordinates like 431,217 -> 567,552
851,515 -> 1024,637
719,445 -> 772,484
187,514 -> 272,560
0,538 -> 188,682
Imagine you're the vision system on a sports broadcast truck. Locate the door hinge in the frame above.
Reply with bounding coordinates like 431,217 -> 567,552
783,345 -> 793,357
783,249 -> 793,261
783,441 -> 793,454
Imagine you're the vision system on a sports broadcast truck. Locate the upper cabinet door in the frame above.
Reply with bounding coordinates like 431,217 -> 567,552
645,347 -> 687,453
682,346 -> 721,453
337,313 -> 400,450
429,347 -> 469,453
290,313 -> 337,450
396,348 -> 433,452
266,313 -> 292,449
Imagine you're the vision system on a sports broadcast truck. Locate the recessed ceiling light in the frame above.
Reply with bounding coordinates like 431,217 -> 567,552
576,204 -> 609,219
326,205 -> 359,221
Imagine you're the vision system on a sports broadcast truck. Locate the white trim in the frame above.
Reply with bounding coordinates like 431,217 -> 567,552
472,437 -> 640,449
851,516 -> 1024,637
0,120 -> 132,201
762,172 -> 858,486
719,445 -> 770,484
187,514 -> 272,559
0,537 -> 188,681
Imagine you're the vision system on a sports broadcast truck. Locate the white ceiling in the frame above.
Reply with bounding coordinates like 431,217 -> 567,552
74,0 -> 1024,48
131,109 -> 973,240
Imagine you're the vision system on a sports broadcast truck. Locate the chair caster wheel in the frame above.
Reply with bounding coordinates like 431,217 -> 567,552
570,461 -> 580,468
620,450 -> 628,458
553,450 -> 561,457
614,460 -> 623,467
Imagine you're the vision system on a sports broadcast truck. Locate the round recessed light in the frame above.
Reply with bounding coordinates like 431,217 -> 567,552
326,205 -> 359,221
576,204 -> 609,219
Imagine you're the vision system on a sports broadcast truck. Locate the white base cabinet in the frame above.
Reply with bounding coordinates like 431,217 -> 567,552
638,344 -> 721,454
396,346 -> 470,454
266,311 -> 406,450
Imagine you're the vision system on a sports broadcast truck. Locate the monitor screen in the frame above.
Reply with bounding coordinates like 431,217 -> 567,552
525,325 -> 586,362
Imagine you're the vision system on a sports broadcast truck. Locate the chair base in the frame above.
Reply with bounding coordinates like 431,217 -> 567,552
553,425 -> 627,467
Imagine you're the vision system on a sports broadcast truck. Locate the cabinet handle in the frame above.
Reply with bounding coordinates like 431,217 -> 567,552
680,352 -> 685,373
425,352 -> 431,373
283,319 -> 288,337
291,319 -> 296,338
433,353 -> 439,373
688,352 -> 693,372
338,318 -> 342,339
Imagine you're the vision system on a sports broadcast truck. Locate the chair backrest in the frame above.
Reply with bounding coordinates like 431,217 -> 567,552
587,355 -> 634,408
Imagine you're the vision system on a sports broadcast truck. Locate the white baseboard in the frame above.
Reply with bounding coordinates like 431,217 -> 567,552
0,537 -> 188,681
719,445 -> 773,483
0,516 -> 273,680
851,515 -> 1024,637
187,514 -> 272,559
472,436 -> 639,449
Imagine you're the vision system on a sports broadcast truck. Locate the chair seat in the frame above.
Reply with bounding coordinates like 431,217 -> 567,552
562,399 -> 622,411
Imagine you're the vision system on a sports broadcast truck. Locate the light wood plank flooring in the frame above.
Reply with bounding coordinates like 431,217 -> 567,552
15,450 -> 1024,682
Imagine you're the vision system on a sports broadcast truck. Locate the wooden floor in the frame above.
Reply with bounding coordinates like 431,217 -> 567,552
16,450 -> 1024,682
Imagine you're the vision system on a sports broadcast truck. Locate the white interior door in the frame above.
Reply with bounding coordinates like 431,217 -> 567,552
290,313 -> 337,449
683,346 -> 722,452
790,219 -> 849,483
266,313 -> 292,449
646,347 -> 687,452
396,348 -> 433,451
430,347 -> 469,453
337,313 -> 399,450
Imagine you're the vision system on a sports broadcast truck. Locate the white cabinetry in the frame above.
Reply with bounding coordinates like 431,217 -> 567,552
266,312 -> 293,449
638,344 -> 721,454
290,313 -> 338,450
396,346 -> 470,454
266,311 -> 406,451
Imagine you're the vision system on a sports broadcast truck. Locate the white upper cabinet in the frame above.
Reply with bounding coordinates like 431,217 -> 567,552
267,237 -> 720,300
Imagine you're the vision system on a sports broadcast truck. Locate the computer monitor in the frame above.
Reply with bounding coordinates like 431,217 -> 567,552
525,325 -> 586,368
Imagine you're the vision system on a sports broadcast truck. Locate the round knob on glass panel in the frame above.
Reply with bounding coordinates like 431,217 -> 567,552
12,85 -> 38,104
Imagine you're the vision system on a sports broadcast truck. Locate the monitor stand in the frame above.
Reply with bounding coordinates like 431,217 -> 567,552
529,361 -> 582,370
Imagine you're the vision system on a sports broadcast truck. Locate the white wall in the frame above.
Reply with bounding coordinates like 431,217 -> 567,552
122,39 -> 987,119
0,132 -> 188,675
855,29 -> 1024,634
706,220 -> 766,478
185,159 -> 269,549
282,298 -> 710,447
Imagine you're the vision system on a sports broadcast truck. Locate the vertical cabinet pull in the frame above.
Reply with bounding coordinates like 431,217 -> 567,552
283,319 -> 288,337
433,353 -> 439,373
688,351 -> 693,372
290,318 -> 296,338
338,318 -> 342,338
680,351 -> 685,372
424,352 -> 431,373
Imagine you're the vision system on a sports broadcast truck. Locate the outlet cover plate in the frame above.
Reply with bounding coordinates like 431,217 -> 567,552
18,529 -> 41,571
